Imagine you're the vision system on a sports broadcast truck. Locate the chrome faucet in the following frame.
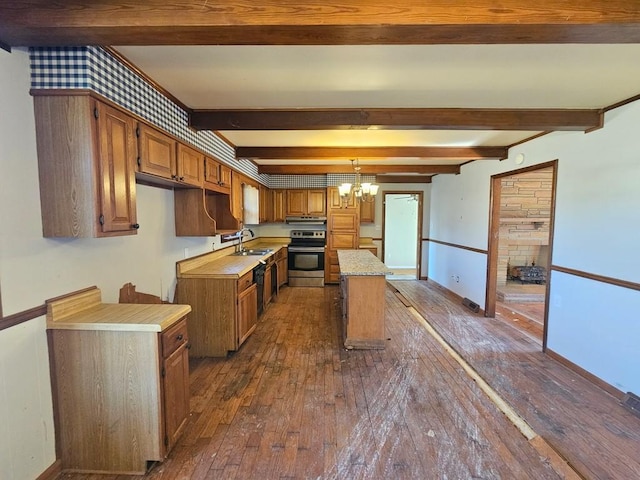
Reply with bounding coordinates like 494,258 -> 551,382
236,228 -> 254,253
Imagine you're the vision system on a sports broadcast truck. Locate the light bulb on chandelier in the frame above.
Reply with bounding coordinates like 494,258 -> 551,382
338,159 -> 378,206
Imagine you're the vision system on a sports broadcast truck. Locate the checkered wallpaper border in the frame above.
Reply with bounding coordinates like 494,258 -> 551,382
29,46 -> 260,181
29,47 -> 368,190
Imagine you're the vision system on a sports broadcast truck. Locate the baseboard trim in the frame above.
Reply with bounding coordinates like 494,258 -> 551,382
426,278 -> 485,315
546,349 -> 624,400
36,459 -> 62,480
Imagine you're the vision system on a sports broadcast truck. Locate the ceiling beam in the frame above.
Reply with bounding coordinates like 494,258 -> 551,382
193,109 -> 602,132
237,146 -> 507,160
376,175 -> 432,184
257,164 -> 459,175
2,1 -> 640,46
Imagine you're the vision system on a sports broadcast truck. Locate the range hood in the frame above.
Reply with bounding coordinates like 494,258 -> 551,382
285,216 -> 327,225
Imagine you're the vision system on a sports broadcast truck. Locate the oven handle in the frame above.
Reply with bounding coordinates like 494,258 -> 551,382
288,246 -> 326,253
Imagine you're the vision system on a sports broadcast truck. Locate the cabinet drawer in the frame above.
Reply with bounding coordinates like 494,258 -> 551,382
238,270 -> 254,293
162,317 -> 189,358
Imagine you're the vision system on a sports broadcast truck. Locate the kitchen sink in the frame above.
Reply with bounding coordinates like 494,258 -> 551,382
232,249 -> 273,256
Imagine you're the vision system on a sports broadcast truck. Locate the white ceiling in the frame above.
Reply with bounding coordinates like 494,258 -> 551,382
114,44 -> 640,172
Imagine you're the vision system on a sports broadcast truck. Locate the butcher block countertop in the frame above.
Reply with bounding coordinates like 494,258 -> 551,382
46,286 -> 191,332
177,240 -> 289,279
338,249 -> 390,276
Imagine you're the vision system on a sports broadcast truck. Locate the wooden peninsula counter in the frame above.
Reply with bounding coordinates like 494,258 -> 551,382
337,250 -> 390,350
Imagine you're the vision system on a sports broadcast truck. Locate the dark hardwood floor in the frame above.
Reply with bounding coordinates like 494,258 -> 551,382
58,281 -> 640,479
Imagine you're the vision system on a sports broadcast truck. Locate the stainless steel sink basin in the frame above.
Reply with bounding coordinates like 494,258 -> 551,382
232,249 -> 272,256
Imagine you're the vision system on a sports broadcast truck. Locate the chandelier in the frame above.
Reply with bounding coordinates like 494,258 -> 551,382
338,159 -> 379,205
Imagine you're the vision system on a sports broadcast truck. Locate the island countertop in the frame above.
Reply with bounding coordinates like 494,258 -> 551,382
337,249 -> 391,276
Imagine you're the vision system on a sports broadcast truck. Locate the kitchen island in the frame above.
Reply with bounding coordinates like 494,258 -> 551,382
337,249 -> 390,350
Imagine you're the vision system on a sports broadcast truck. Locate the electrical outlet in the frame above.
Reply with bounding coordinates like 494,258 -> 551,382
184,247 -> 189,258
456,275 -> 460,283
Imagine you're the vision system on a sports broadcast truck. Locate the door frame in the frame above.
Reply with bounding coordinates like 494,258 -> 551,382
381,191 -> 423,279
485,160 -> 558,350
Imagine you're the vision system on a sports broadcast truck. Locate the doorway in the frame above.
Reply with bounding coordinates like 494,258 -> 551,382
382,192 -> 423,280
485,161 -> 557,347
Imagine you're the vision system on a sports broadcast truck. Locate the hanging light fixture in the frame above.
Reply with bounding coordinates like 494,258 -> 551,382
338,159 -> 378,206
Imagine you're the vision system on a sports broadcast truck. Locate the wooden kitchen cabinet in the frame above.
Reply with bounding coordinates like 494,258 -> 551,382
33,93 -> 138,237
175,269 -> 258,357
272,189 -> 287,222
325,186 -> 360,283
176,143 -> 204,187
204,156 -> 231,194
137,122 -> 177,180
238,282 -> 258,345
276,247 -> 288,288
46,288 -> 191,474
137,122 -> 204,188
360,197 -> 376,223
259,185 -> 274,223
286,189 -> 327,216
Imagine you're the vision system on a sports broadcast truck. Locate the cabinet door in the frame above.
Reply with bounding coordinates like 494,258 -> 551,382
286,190 -> 307,216
259,185 -> 273,223
219,164 -> 232,189
237,283 -> 258,346
204,156 -> 221,187
231,171 -> 244,221
96,102 -> 138,234
329,212 -> 359,231
176,144 -> 204,187
264,265 -> 273,306
162,344 -> 190,452
307,189 -> 327,215
328,186 -> 357,210
360,198 -> 375,223
137,123 -> 176,179
277,257 -> 288,287
329,231 -> 359,250
272,189 -> 286,222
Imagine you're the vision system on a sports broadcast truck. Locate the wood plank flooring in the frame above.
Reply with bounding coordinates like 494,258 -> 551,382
57,281 -> 639,479
390,280 -> 640,480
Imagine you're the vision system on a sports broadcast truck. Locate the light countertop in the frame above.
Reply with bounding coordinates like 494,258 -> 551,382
337,249 -> 390,276
46,287 -> 191,332
177,242 -> 288,279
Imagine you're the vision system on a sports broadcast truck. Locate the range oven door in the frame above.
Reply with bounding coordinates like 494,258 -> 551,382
288,246 -> 325,286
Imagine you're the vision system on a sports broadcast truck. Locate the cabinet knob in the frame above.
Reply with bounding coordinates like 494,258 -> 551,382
179,176 -> 185,181
131,223 -> 140,229
176,334 -> 184,341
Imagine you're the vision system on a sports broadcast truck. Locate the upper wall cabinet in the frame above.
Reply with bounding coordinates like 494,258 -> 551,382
137,123 -> 203,188
137,122 -> 176,179
33,93 -> 138,238
204,156 -> 231,194
176,144 -> 204,188
286,189 -> 327,216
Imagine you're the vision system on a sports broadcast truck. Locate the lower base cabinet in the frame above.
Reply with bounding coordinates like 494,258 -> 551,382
49,317 -> 190,474
175,270 -> 258,357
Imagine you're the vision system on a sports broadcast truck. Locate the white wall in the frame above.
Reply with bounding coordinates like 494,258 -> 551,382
0,49 -> 222,479
428,101 -> 640,394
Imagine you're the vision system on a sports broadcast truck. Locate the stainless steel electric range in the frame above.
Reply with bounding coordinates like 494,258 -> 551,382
288,230 -> 326,287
